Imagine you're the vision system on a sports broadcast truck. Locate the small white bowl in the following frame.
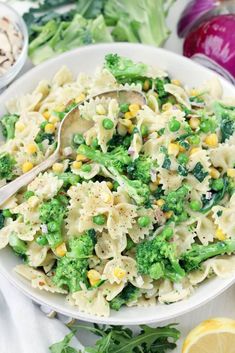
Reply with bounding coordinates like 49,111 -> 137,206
0,43 -> 235,325
0,2 -> 28,90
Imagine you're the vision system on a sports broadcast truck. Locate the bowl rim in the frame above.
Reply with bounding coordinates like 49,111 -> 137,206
0,2 -> 28,84
0,42 -> 235,324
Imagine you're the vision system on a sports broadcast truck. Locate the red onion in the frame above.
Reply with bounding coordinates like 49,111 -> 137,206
183,15 -> 235,84
177,0 -> 235,38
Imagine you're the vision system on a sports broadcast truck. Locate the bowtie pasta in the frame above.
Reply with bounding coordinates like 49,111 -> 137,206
1,54 -> 235,318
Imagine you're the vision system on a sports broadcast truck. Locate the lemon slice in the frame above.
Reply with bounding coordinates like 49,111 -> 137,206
182,318 -> 235,353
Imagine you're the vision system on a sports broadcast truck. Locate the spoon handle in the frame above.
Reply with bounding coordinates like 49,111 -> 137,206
0,151 -> 59,206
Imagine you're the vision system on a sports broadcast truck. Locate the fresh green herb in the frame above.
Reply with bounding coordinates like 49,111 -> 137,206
49,323 -> 180,353
200,177 -> 228,213
213,102 -> 235,142
162,156 -> 171,170
177,164 -> 188,176
0,212 -> 5,229
191,162 -> 208,182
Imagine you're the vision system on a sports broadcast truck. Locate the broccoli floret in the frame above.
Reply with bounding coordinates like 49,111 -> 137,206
0,114 -> 19,140
53,232 -> 95,292
77,144 -> 131,173
110,284 -> 140,311
0,152 -> 16,180
136,227 -> 185,282
9,233 -> 27,256
127,155 -> 155,184
39,197 -> 66,248
56,172 -> 80,187
162,184 -> 191,216
77,144 -> 150,205
180,240 -> 235,273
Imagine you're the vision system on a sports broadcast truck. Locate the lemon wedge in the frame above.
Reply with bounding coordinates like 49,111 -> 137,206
182,317 -> 235,353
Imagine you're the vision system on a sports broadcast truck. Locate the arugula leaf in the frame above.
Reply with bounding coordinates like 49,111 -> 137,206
49,331 -> 78,353
49,324 -> 180,353
191,162 -> 208,182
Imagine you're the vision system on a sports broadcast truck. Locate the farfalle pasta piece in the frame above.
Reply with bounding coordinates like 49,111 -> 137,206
28,173 -> 63,200
164,83 -> 191,109
51,65 -> 73,86
128,206 -> 157,243
102,256 -> 137,284
210,144 -> 235,172
128,132 -> 142,160
212,205 -> 235,238
95,232 -> 127,259
194,213 -> 216,245
26,241 -> 49,267
71,287 -> 110,317
89,68 -> 118,96
107,203 -> 137,239
101,281 -> 124,301
6,92 -> 43,114
158,279 -> 192,304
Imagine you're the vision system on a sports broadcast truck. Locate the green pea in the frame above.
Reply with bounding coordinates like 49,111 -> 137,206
112,181 -> 119,191
177,153 -> 189,165
93,214 -> 107,225
212,178 -> 224,191
137,216 -> 150,228
120,103 -> 129,113
189,200 -> 201,211
23,190 -> 35,200
188,135 -> 200,145
169,118 -> 181,132
102,118 -> 114,130
162,227 -> 173,239
81,164 -> 92,173
141,124 -> 149,137
36,235 -> 48,246
73,133 -> 85,145
200,120 -> 212,133
2,209 -> 12,218
92,137 -> 99,149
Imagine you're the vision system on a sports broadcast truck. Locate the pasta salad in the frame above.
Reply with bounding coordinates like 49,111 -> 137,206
0,54 -> 235,317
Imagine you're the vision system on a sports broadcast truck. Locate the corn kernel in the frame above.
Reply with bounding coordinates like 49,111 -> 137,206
87,270 -> 101,286
164,211 -> 173,219
75,93 -> 86,104
52,163 -> 64,173
227,168 -> 235,178
190,147 -> 200,155
45,123 -> 55,134
215,227 -> 226,241
43,111 -> 50,120
114,267 -> 126,280
106,181 -> 113,190
49,115 -> 59,124
26,144 -> 37,155
96,104 -> 106,115
171,79 -> 181,86
168,143 -> 180,156
155,199 -> 165,207
124,111 -> 133,120
76,154 -> 88,162
162,103 -> 172,111
72,161 -> 82,170
178,144 -> 186,152
55,105 -> 65,112
22,161 -> 34,173
129,103 -> 140,117
143,79 -> 150,91
150,180 -> 160,192
189,117 -> 200,130
210,167 -> 220,179
15,121 -> 25,132
55,242 -> 67,257
204,133 -> 218,147
121,119 -> 132,128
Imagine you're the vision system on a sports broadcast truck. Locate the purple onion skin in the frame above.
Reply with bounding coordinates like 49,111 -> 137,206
183,15 -> 235,79
177,0 -> 217,38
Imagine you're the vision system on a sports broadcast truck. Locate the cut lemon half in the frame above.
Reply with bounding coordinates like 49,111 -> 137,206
182,317 -> 235,353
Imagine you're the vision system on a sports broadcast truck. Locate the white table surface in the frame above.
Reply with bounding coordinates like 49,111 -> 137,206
1,0 -> 235,352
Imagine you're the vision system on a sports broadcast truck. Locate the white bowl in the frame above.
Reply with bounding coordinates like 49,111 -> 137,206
0,43 -> 234,325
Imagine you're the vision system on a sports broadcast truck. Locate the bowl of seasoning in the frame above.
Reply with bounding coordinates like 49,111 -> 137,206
0,2 -> 28,90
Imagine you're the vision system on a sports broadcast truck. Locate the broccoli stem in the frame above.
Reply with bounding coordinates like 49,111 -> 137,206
9,233 -> 27,255
180,240 -> 235,273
